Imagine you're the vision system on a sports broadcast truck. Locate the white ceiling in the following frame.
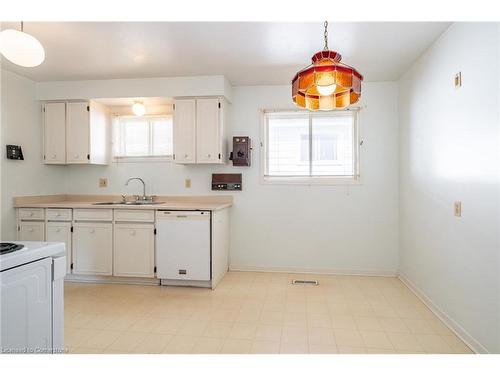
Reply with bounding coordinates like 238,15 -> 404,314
1,22 -> 450,85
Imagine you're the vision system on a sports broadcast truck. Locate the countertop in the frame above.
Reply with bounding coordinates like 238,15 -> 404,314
13,194 -> 233,211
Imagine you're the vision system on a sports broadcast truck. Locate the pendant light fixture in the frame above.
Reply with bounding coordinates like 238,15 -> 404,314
0,22 -> 45,67
292,21 -> 363,111
132,101 -> 146,116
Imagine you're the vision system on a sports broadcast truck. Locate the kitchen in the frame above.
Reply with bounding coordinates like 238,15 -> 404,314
0,5 -> 499,373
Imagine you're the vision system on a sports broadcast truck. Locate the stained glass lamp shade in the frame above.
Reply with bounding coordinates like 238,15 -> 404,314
292,23 -> 363,111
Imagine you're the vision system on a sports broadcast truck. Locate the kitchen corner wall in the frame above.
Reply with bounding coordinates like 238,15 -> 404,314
64,82 -> 400,274
0,70 -> 67,239
398,22 -> 500,353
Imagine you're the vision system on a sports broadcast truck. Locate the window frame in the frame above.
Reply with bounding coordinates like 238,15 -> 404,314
112,114 -> 174,163
260,109 -> 361,185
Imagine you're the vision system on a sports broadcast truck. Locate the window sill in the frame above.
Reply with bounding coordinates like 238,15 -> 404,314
112,155 -> 173,163
261,176 -> 361,186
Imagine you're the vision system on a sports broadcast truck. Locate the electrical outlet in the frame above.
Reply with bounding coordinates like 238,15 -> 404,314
454,201 -> 462,217
454,72 -> 462,88
185,178 -> 191,188
99,178 -> 108,188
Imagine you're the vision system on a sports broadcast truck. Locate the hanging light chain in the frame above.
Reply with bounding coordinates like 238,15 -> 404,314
323,21 -> 329,50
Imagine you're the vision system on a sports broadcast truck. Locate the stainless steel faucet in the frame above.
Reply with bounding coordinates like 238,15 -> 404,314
125,177 -> 147,201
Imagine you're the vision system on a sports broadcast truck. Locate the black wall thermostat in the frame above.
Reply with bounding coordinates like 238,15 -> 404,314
6,145 -> 24,160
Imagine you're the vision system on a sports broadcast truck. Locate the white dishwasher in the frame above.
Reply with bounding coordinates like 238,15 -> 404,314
155,210 -> 211,281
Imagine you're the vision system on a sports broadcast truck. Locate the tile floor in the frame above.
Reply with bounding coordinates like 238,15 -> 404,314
64,272 -> 473,354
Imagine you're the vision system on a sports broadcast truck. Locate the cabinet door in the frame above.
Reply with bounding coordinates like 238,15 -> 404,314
46,222 -> 72,274
66,102 -> 90,164
43,102 -> 66,164
18,221 -> 45,241
73,222 -> 112,275
173,99 -> 196,164
196,98 -> 221,164
113,223 -> 154,277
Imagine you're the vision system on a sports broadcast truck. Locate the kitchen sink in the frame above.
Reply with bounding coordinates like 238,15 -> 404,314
92,201 -> 165,205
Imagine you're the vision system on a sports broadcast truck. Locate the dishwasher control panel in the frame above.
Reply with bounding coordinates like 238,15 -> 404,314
211,173 -> 242,191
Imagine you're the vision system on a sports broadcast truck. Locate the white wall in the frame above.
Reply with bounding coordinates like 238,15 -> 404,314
63,82 -> 400,274
0,70 -> 67,239
398,23 -> 499,353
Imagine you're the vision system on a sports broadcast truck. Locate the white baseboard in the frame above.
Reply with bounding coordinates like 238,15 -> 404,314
65,275 -> 160,286
398,274 -> 489,354
229,264 -> 397,277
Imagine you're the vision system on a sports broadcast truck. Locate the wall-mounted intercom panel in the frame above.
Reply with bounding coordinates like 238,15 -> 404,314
230,136 -> 251,166
6,145 -> 24,160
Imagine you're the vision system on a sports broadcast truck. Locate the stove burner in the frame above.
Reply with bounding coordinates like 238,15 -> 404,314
0,242 -> 24,255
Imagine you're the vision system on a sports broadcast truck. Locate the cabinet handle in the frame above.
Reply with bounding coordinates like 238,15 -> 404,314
184,154 -> 188,158
176,215 -> 188,218
130,230 -> 136,236
74,154 -> 79,159
56,228 -> 61,233
28,212 -> 33,217
51,154 -> 57,159
89,229 -> 95,234
207,153 -> 211,158
55,213 -> 61,217
28,228 -> 34,232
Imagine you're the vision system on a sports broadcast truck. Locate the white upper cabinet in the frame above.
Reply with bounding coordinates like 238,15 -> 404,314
173,97 -> 226,164
173,99 -> 196,164
43,100 -> 108,165
66,102 -> 90,164
66,101 -> 108,165
43,102 -> 66,164
196,98 -> 222,164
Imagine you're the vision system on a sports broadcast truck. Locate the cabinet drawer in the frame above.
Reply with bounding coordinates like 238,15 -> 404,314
114,209 -> 154,223
18,208 -> 45,221
47,209 -> 72,221
73,208 -> 112,221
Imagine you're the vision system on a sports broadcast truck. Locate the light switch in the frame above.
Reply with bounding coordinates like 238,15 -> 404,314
185,178 -> 191,188
454,201 -> 462,217
454,72 -> 462,88
99,178 -> 108,188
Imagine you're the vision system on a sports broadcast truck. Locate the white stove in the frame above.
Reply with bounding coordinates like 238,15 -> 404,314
1,241 -> 66,354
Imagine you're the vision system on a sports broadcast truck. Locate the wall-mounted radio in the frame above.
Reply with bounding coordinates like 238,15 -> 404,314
212,173 -> 242,191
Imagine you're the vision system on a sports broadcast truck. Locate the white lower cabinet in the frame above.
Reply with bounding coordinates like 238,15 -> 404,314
18,221 -> 45,241
113,223 -> 155,278
72,222 -> 112,276
46,222 -> 72,274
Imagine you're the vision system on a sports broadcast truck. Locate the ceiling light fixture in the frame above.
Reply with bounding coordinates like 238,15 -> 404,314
132,101 -> 146,116
292,21 -> 363,111
0,22 -> 45,67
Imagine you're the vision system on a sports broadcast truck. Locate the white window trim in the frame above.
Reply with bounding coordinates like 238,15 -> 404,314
259,108 -> 362,186
111,114 -> 173,163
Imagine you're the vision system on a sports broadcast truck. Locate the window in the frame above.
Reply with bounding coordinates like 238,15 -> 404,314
113,115 -> 173,161
262,110 -> 359,183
